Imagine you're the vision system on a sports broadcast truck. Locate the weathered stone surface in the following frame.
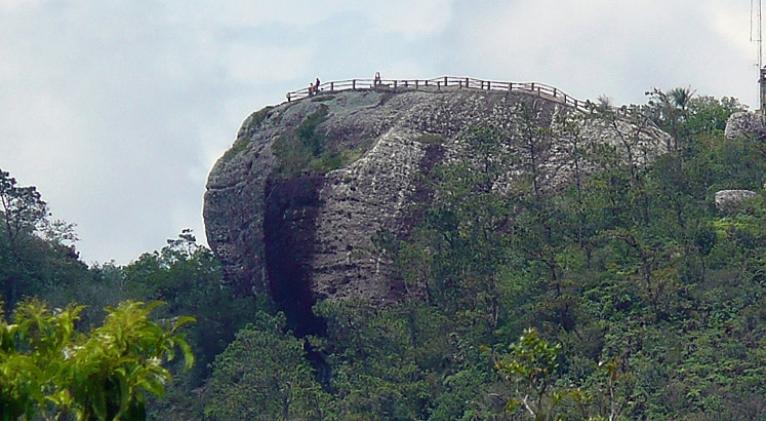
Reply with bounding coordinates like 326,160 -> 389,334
725,112 -> 766,141
203,88 -> 672,309
715,190 -> 757,212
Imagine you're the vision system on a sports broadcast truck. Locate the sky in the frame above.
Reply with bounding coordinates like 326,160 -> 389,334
0,0 -> 759,264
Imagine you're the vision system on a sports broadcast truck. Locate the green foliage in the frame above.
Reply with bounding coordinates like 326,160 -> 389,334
8,88 -> 766,420
204,312 -> 328,421
495,328 -> 568,419
364,91 -> 766,419
121,231 -> 256,382
0,168 -> 90,309
497,328 -> 561,397
273,104 -> 330,177
273,104 -> 363,178
685,96 -> 745,136
315,300 -> 474,420
0,299 -> 193,421
105,231 -> 260,420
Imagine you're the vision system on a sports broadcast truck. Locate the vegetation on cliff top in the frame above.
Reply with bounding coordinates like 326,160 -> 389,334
273,104 -> 363,178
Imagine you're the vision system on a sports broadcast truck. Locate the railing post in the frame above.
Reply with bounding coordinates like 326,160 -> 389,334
465,77 -> 469,88
415,80 -> 419,88
437,81 -> 441,91
352,79 -> 356,90
530,82 -> 535,92
330,82 -> 334,92
394,80 -> 398,90
425,80 -> 429,87
537,87 -> 541,96
553,88 -> 557,97
444,76 -> 448,86
287,93 -> 291,102
404,80 -> 408,87
487,81 -> 491,90
574,99 -> 578,109
509,82 -> 513,91
481,81 -> 484,89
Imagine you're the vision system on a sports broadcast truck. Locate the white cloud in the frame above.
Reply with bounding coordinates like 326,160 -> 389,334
705,0 -> 757,60
363,0 -> 453,37
0,0 -> 43,13
446,0 -> 758,106
224,44 -> 315,84
167,0 -> 352,29
174,0 -> 454,36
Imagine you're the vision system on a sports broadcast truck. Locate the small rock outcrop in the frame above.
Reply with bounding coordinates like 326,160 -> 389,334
725,112 -> 766,141
203,86 -> 671,329
715,190 -> 757,212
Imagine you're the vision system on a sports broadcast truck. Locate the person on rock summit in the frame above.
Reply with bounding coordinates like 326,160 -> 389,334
314,78 -> 320,94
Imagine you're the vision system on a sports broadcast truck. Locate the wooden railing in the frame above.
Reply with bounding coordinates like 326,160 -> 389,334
286,76 -> 595,113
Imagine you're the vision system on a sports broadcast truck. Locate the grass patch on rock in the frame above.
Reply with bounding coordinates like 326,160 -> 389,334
273,105 -> 363,178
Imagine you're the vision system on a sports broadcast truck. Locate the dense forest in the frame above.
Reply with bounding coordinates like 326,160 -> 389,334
3,88 -> 766,420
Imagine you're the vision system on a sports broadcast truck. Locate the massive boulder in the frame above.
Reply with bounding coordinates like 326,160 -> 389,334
725,111 -> 766,141
714,189 -> 758,212
203,87 -> 671,323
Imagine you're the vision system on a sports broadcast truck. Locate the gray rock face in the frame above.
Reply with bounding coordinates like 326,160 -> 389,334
715,190 -> 757,212
725,112 -> 766,140
203,88 -> 672,310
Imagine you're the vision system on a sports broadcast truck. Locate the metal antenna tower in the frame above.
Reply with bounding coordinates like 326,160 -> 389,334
754,0 -> 763,69
754,0 -> 766,112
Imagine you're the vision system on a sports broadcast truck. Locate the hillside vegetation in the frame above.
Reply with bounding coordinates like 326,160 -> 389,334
3,89 -> 766,420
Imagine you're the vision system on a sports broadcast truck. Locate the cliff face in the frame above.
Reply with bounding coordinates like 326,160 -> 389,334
204,88 -> 670,324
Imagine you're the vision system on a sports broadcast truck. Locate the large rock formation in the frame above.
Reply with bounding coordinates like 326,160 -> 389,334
203,87 -> 671,326
725,111 -> 766,140
715,190 -> 757,212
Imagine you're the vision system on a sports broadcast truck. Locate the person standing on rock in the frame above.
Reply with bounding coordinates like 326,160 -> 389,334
315,78 -> 320,94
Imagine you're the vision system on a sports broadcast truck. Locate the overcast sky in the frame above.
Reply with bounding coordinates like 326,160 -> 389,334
0,0 -> 758,264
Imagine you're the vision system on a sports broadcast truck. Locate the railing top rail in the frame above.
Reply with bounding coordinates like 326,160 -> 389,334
285,76 -> 598,113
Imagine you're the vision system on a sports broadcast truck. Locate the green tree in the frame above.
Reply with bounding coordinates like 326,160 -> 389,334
0,169 -> 51,305
315,300 -> 461,420
0,299 -> 194,421
495,328 -> 568,420
204,312 -> 328,421
121,231 -> 257,384
0,169 -> 85,308
110,231 -> 261,419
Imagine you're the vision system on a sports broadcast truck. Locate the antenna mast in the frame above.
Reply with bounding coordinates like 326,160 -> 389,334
759,0 -> 763,69
755,0 -> 766,113
753,0 -> 763,66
